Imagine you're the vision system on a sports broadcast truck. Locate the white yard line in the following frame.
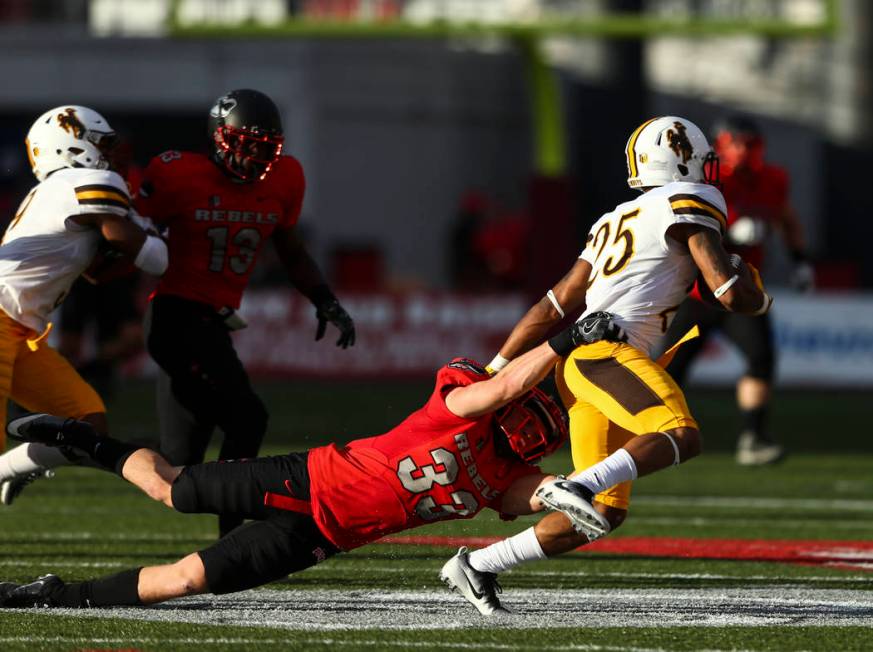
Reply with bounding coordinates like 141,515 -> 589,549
2,587 -> 871,630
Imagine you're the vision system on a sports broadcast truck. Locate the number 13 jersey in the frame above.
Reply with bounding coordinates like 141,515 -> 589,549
135,151 -> 304,310
306,360 -> 540,551
580,181 -> 727,356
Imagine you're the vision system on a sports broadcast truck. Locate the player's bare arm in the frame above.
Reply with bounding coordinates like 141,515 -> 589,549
446,343 -> 559,418
71,212 -> 168,276
499,473 -> 559,515
675,223 -> 768,313
495,258 -> 591,363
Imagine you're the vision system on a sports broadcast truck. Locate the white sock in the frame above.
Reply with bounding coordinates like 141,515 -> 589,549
468,527 -> 546,574
569,448 -> 638,495
0,443 -> 76,481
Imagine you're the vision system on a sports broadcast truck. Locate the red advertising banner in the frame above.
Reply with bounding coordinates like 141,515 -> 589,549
230,289 -> 529,378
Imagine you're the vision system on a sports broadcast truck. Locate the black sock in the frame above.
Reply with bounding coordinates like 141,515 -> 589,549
740,406 -> 770,441
91,437 -> 141,477
54,568 -> 143,608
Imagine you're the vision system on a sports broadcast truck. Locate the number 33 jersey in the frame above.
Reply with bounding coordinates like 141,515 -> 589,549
135,151 -> 304,310
306,360 -> 541,551
580,181 -> 727,356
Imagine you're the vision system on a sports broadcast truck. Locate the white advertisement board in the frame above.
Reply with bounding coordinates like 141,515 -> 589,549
688,292 -> 873,388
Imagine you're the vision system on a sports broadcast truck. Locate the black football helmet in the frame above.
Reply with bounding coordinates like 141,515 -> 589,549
207,89 -> 285,182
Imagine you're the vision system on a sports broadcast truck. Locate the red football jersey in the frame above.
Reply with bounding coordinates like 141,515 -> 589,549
135,151 -> 305,309
720,163 -> 788,268
307,360 -> 541,551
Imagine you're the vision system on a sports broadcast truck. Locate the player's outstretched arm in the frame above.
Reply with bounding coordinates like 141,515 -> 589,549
490,259 -> 591,370
273,227 -> 356,348
682,224 -> 771,314
446,343 -> 560,419
446,314 -> 614,419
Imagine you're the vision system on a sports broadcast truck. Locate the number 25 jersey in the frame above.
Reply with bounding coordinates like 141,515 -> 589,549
580,181 -> 727,356
306,360 -> 541,551
135,151 -> 305,310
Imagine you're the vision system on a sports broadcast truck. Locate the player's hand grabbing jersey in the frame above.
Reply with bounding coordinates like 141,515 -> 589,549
580,181 -> 727,356
0,168 -> 131,333
306,360 -> 541,551
135,151 -> 305,310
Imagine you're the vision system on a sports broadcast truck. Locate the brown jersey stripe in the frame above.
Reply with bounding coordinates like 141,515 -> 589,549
77,196 -> 129,210
75,185 -> 129,205
574,357 -> 665,415
669,193 -> 726,219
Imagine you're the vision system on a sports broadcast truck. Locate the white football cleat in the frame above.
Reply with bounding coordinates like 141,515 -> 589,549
736,431 -> 786,466
0,468 -> 54,506
439,547 -> 510,616
536,479 -> 611,542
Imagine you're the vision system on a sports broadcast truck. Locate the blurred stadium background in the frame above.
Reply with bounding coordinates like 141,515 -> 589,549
0,2 -> 872,649
0,0 -> 866,451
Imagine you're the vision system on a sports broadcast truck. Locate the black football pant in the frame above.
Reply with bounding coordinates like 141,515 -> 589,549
664,297 -> 776,385
171,452 -> 339,594
146,295 -> 269,535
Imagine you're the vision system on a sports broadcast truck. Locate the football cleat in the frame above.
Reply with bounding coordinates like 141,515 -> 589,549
0,574 -> 64,608
536,479 -> 611,542
6,414 -> 94,447
0,468 -> 54,506
439,547 -> 510,616
736,431 -> 787,466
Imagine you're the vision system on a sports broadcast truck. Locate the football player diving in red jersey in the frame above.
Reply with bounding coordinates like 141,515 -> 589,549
136,89 -> 355,535
660,116 -> 813,466
0,316 -> 622,614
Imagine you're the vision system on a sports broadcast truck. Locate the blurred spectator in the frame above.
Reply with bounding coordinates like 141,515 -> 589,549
660,115 -> 813,466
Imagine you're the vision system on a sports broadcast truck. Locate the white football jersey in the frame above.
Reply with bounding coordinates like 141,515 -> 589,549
579,181 -> 727,356
0,168 -> 130,333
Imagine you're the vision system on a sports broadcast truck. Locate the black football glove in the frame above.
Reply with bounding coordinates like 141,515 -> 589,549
315,299 -> 356,349
548,311 -> 627,357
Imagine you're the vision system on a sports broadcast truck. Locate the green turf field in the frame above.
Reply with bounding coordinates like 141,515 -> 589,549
1,381 -> 871,651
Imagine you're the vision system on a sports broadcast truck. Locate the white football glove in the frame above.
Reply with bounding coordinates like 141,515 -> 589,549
790,261 -> 815,293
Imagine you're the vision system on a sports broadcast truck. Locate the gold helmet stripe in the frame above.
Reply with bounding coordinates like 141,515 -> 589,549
626,117 -> 659,180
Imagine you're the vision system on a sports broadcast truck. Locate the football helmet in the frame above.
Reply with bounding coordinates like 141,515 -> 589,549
495,387 -> 568,463
25,106 -> 117,181
207,89 -> 285,182
713,115 -> 765,174
625,116 -> 718,190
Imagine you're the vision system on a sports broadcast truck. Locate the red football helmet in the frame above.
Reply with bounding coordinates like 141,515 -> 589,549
713,115 -> 765,175
495,387 -> 568,463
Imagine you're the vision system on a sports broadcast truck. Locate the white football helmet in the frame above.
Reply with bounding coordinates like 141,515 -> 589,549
25,106 -> 116,181
625,116 -> 718,190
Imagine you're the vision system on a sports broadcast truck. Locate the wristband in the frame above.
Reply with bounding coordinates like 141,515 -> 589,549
546,290 -> 565,318
134,235 -> 168,275
712,274 -> 739,299
547,328 -> 576,357
486,353 -> 510,373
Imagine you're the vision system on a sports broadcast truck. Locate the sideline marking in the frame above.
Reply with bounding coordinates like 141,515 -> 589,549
2,587 -> 871,630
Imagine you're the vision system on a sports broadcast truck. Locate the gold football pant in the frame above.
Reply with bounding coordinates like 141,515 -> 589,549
556,340 -> 698,511
0,311 -> 105,450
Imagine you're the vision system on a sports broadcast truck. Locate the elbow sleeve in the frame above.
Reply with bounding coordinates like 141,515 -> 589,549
134,235 -> 168,276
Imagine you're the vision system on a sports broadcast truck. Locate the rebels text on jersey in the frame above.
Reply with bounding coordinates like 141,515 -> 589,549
306,360 -> 541,551
135,151 -> 305,310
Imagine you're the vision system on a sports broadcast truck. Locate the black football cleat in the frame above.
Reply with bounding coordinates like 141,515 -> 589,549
0,581 -> 19,605
1,574 -> 64,608
6,414 -> 95,447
